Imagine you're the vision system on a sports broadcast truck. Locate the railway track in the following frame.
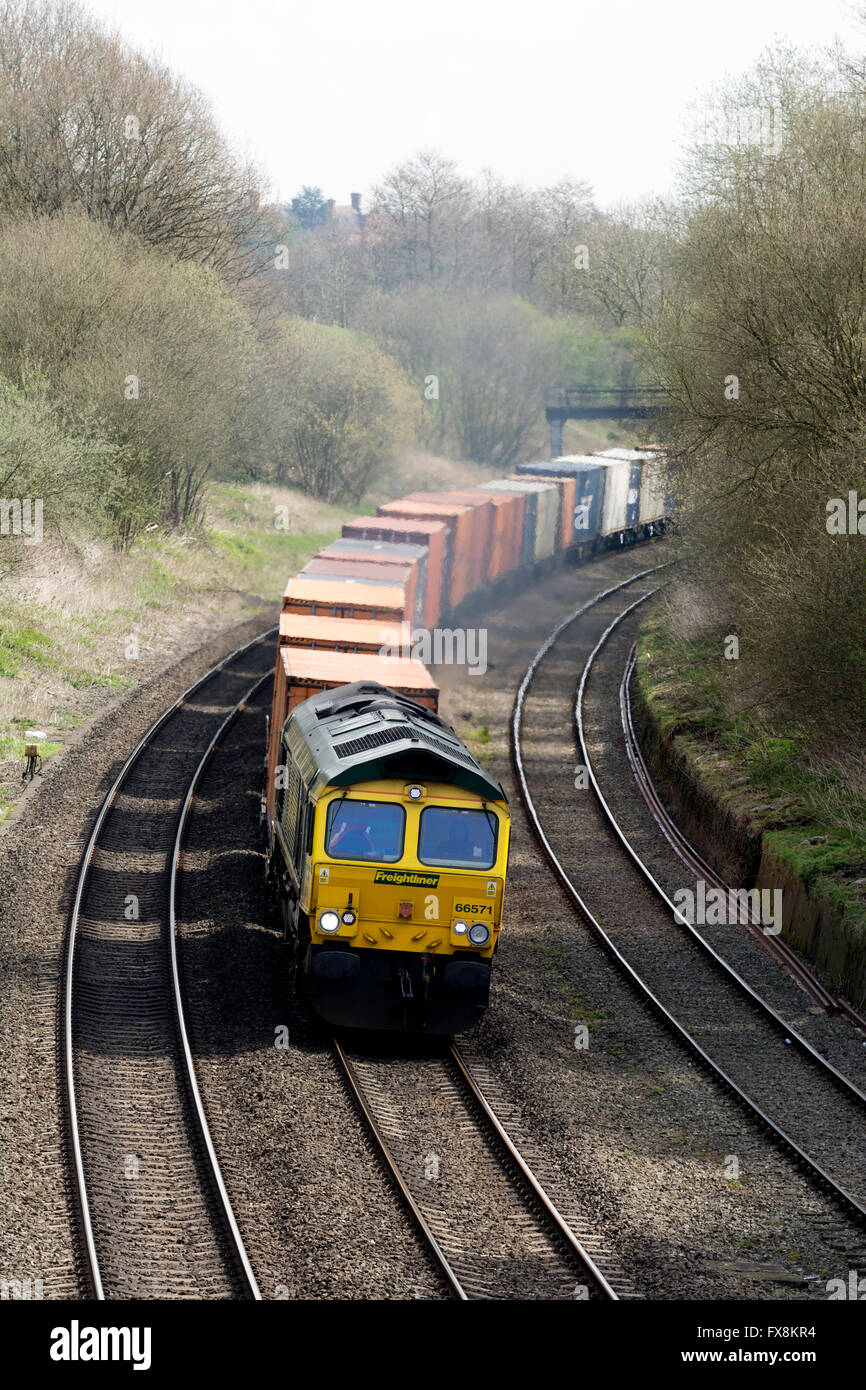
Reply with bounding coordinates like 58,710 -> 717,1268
513,568 -> 866,1229
58,558 -> 866,1302
578,593 -> 866,1109
63,630 -> 275,1299
332,1034 -> 632,1300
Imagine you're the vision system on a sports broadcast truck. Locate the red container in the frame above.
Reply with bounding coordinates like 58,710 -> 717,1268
282,575 -> 407,622
377,499 -> 474,612
342,516 -> 448,629
407,491 -> 494,591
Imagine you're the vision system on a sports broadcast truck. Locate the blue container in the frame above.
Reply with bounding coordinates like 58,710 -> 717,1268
570,464 -> 606,541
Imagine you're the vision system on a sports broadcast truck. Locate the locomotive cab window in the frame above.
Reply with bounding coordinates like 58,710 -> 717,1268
418,807 -> 497,870
326,799 -> 405,862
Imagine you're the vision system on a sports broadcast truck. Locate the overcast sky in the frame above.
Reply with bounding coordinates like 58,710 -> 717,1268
86,0 -> 862,208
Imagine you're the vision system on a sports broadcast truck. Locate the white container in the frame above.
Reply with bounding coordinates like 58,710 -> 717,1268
638,456 -> 668,524
525,481 -> 559,558
596,459 -> 630,536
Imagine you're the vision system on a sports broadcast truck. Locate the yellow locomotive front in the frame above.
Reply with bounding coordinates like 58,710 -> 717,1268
307,778 -> 509,1030
267,682 -> 510,1033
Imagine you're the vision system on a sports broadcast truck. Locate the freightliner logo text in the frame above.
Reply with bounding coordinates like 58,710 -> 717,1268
374,870 -> 440,887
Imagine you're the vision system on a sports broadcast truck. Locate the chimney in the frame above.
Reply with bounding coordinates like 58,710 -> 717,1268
350,191 -> 361,213
327,198 -> 336,219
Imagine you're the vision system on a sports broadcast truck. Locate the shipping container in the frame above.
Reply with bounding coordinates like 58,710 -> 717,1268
320,537 -> 428,564
315,538 -> 428,626
478,480 -> 559,562
301,557 -> 419,629
342,516 -> 448,629
637,458 -> 666,525
266,647 -> 438,820
453,489 -> 517,581
406,491 -> 495,592
596,448 -> 664,521
518,455 -> 603,476
278,611 -> 408,653
527,456 -> 611,544
282,575 -> 407,622
594,447 -> 657,462
479,481 -> 536,567
510,469 -> 576,552
593,459 -> 631,536
377,499 -> 474,612
528,481 -> 560,558
303,557 -> 411,584
474,486 -> 524,577
284,647 -> 438,711
594,449 -> 648,528
570,464 -> 606,542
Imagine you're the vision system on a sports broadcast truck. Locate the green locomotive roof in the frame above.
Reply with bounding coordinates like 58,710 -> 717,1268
283,681 -> 506,804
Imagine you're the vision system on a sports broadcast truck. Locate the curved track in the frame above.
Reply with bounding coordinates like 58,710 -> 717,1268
578,595 -> 866,1108
63,630 -> 275,1299
512,569 -> 866,1228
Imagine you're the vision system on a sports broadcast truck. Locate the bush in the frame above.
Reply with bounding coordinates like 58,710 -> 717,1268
0,372 -> 119,571
269,319 -> 417,503
0,210 -> 261,545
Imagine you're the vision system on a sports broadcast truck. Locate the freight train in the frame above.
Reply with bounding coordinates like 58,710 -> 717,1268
264,445 -> 669,1033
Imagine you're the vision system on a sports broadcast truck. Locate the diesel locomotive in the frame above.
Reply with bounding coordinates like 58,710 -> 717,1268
261,443 -> 669,1033
266,681 -> 510,1034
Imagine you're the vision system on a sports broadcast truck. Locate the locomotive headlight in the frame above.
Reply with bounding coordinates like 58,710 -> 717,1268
406,784 -> 424,801
341,910 -> 357,926
452,920 -> 468,935
468,922 -> 491,946
319,910 -> 340,934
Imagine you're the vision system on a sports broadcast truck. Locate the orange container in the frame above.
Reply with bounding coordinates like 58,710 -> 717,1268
282,575 -> 407,622
342,517 -> 447,629
284,646 -> 438,710
481,490 -> 520,580
266,646 -> 438,821
278,611 -> 408,653
407,491 -> 494,591
377,499 -> 473,612
511,471 -> 577,552
315,539 -> 427,626
478,483 -> 526,576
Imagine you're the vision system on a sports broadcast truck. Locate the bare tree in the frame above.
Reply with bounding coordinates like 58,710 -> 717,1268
370,150 -> 474,287
0,0 -> 270,279
647,45 -> 866,738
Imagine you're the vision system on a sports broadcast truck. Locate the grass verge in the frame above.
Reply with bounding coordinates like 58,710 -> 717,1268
636,611 -> 866,951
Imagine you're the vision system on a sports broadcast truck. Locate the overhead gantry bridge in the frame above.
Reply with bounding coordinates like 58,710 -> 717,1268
545,385 -> 668,456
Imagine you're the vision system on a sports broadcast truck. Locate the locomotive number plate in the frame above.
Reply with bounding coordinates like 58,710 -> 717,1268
453,900 -> 494,917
